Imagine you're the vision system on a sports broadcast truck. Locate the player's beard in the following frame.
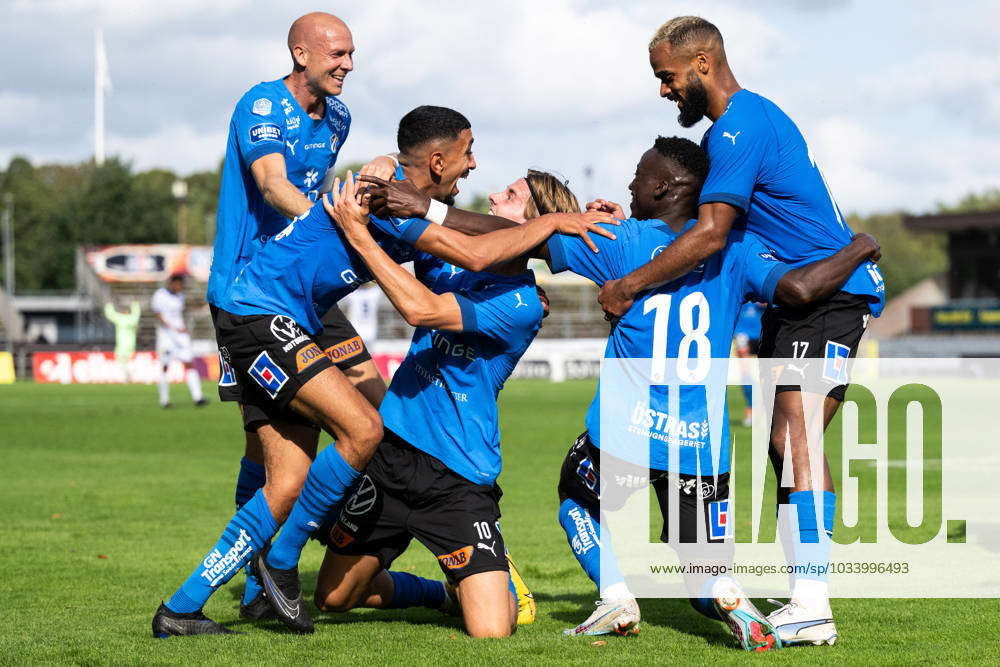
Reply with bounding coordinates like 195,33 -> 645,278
442,194 -> 457,206
677,72 -> 709,128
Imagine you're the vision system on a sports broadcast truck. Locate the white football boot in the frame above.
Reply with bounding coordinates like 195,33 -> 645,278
766,599 -> 838,646
563,598 -> 640,637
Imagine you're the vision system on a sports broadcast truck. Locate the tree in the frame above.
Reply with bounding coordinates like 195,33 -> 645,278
848,211 -> 947,301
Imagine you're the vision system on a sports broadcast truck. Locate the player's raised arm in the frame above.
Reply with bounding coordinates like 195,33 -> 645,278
326,173 -> 464,331
598,200 -> 736,317
774,234 -> 881,307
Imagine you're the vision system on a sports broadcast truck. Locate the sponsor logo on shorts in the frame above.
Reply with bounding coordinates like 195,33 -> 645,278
325,336 -> 364,363
251,98 -> 272,116
218,349 -> 237,387
296,343 -> 326,373
576,457 -> 598,491
329,523 -> 354,548
248,351 -> 288,399
476,541 -> 497,558
343,475 -> 376,516
437,545 -> 474,570
249,123 -> 282,144
823,340 -> 851,384
708,500 -> 730,540
675,477 -> 716,499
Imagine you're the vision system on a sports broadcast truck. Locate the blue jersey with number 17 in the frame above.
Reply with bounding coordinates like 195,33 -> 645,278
547,219 -> 791,475
699,89 -> 885,316
207,78 -> 351,306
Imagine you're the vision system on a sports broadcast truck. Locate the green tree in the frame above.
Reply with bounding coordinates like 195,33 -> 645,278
848,211 -> 948,301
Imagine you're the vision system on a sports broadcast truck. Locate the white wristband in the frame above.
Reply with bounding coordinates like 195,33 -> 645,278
426,198 -> 448,225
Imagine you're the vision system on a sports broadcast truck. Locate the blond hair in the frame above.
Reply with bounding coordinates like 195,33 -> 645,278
648,15 -> 723,54
523,170 -> 581,219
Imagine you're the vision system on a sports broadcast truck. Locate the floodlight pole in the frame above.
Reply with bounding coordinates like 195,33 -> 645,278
2,192 -> 14,354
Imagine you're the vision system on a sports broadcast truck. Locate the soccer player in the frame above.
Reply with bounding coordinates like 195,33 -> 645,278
594,17 -> 887,645
304,169 -> 579,635
195,11 -> 397,624
543,137 -> 878,649
734,302 -> 763,427
302,170 -> 561,638
153,104 -> 611,637
103,298 -> 140,379
151,273 -> 206,408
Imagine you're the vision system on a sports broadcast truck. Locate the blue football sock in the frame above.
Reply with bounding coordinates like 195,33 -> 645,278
387,571 -> 446,609
787,490 -> 835,581
235,456 -> 266,508
165,489 -> 278,613
234,457 -> 267,605
740,383 -> 753,409
266,444 -> 361,571
558,498 -> 624,592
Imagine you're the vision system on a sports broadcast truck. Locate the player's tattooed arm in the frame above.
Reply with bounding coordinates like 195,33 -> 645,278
249,153 -> 314,219
325,173 -> 464,331
598,201 -> 737,318
775,233 -> 881,307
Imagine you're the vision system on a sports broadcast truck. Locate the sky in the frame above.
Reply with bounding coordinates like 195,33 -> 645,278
2,0 -> 999,216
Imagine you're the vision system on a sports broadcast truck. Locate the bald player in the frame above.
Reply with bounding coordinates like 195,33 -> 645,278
594,16 -> 886,646
153,12 -> 393,637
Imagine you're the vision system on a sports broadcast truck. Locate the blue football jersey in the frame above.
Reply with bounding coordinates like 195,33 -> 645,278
219,197 -> 430,334
380,256 -> 544,486
207,78 -> 351,306
547,218 -> 790,475
699,89 -> 885,316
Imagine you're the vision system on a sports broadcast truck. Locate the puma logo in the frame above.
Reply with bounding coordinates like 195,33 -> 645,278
286,138 -> 299,155
514,292 -> 528,309
722,131 -> 741,145
477,541 -> 497,558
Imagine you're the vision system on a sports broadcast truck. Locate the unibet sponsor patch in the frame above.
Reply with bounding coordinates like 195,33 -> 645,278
325,336 -> 363,362
296,343 -> 325,373
249,123 -> 282,144
437,545 -> 474,570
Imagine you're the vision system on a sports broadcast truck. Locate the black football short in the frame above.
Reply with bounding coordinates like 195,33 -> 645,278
758,291 -> 872,402
214,308 -> 334,431
213,305 -> 372,430
322,431 -> 509,584
558,432 -> 730,544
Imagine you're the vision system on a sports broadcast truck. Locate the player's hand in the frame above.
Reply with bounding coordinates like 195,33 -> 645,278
359,155 -> 397,183
536,285 -> 550,319
325,171 -> 371,239
356,174 -> 431,220
586,198 -> 625,220
598,277 -> 635,320
545,211 -> 619,253
851,233 -> 881,261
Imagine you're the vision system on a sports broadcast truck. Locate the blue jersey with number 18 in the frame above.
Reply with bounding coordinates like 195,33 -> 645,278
207,78 -> 351,306
547,218 -> 791,475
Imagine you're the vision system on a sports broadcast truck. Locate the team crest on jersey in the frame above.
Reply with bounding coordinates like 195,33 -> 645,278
248,351 -> 288,399
708,500 -> 730,540
249,123 -> 282,144
252,98 -> 272,116
296,343 -> 326,373
823,340 -> 851,384
325,336 -> 363,363
437,545 -> 474,570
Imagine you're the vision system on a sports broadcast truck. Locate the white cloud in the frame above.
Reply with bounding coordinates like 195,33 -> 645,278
2,0 -> 998,215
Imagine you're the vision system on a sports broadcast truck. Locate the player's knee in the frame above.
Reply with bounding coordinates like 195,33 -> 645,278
339,408 -> 383,459
466,621 -> 514,639
314,584 -> 358,613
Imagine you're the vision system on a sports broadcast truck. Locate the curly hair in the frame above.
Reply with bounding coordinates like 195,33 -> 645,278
653,136 -> 709,183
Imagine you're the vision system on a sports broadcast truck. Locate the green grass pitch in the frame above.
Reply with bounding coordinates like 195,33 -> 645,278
0,380 -> 997,665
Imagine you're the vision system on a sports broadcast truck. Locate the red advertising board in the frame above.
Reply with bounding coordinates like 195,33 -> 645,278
33,351 -> 219,384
